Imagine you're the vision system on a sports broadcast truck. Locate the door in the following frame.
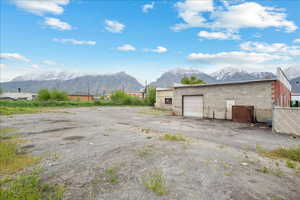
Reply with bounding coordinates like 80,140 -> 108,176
226,100 -> 235,120
183,96 -> 203,118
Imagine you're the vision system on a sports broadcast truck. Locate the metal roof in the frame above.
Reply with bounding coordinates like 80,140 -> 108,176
173,79 -> 277,88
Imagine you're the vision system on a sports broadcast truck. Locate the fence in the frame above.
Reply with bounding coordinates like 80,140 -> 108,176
273,107 -> 300,136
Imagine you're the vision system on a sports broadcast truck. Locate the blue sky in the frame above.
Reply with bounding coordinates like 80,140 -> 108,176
1,0 -> 300,82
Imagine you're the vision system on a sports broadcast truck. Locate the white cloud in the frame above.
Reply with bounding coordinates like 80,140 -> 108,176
172,1 -> 297,33
294,38 -> 300,43
0,64 -> 42,82
44,17 -> 72,30
172,0 -> 213,31
145,46 -> 168,53
12,0 -> 69,16
198,31 -> 240,40
188,51 -> 287,65
42,60 -> 58,65
0,53 -> 30,62
240,41 -> 300,56
142,2 -> 155,13
31,64 -> 40,69
212,2 -> 297,32
105,20 -> 125,33
116,44 -> 136,51
53,38 -> 96,45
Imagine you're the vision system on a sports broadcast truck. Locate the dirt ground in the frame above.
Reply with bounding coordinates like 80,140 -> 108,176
1,107 -> 300,200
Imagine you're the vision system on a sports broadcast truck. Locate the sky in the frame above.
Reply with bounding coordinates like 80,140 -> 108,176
0,0 -> 300,82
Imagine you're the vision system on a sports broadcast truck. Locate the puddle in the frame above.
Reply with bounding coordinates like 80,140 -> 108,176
63,136 -> 85,140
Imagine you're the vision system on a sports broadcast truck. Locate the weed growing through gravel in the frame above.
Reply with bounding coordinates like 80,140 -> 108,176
257,167 -> 283,177
143,169 -> 167,196
0,170 -> 65,200
137,145 -> 154,158
0,134 -> 40,175
161,134 -> 187,142
263,146 -> 300,162
105,168 -> 119,184
286,160 -> 296,169
138,109 -> 171,116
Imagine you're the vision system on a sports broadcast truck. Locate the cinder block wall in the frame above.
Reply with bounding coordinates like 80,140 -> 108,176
273,107 -> 300,136
155,90 -> 173,110
173,81 -> 274,122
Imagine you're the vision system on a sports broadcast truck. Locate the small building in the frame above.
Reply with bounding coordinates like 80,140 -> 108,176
68,94 -> 94,101
0,92 -> 36,100
156,68 -> 291,123
127,92 -> 144,98
155,88 -> 174,110
292,93 -> 300,101
173,68 -> 290,122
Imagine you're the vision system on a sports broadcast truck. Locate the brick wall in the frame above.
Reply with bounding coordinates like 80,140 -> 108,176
273,107 -> 300,136
69,95 -> 93,101
272,80 -> 291,107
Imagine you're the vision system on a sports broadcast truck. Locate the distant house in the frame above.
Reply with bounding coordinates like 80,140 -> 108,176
68,94 -> 94,101
292,93 -> 300,101
0,92 -> 36,100
127,92 -> 144,98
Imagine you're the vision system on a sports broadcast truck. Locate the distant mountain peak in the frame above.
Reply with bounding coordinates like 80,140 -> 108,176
11,70 -> 82,82
210,67 -> 248,81
168,67 -> 204,75
284,66 -> 300,80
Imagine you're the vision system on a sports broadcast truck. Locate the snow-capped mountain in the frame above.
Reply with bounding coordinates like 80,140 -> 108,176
210,67 -> 275,82
284,66 -> 300,80
2,71 -> 143,95
151,68 -> 216,87
11,70 -> 82,82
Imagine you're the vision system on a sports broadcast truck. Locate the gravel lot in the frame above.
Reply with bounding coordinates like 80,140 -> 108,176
1,107 -> 300,200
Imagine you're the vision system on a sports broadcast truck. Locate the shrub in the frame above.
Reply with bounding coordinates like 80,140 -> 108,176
111,90 -> 145,105
37,89 -> 68,101
145,86 -> 156,106
37,89 -> 51,101
49,89 -> 69,101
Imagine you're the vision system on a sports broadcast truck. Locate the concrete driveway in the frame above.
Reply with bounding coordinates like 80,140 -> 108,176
1,107 -> 300,200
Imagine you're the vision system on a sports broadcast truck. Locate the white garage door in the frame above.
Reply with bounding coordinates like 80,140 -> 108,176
183,96 -> 203,118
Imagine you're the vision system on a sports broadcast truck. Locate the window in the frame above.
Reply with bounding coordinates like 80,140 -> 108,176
165,98 -> 172,104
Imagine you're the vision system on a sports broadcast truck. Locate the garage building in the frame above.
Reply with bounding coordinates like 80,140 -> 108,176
170,68 -> 291,122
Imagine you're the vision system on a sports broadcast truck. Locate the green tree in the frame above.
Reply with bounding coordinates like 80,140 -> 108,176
0,88 -> 3,95
37,89 -> 68,101
145,86 -> 156,106
180,76 -> 206,84
37,89 -> 51,101
50,89 -> 69,101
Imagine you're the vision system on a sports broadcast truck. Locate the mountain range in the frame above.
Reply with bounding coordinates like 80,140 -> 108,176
1,67 -> 300,94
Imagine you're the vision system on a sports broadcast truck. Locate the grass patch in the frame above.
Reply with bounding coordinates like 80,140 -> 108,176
0,128 -> 19,140
139,108 -> 171,116
0,128 -> 18,134
256,167 -> 283,177
0,171 -> 64,200
0,135 -> 40,175
161,134 -> 187,142
143,169 -> 167,196
286,160 -> 297,169
0,107 -> 54,115
262,146 -> 300,162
